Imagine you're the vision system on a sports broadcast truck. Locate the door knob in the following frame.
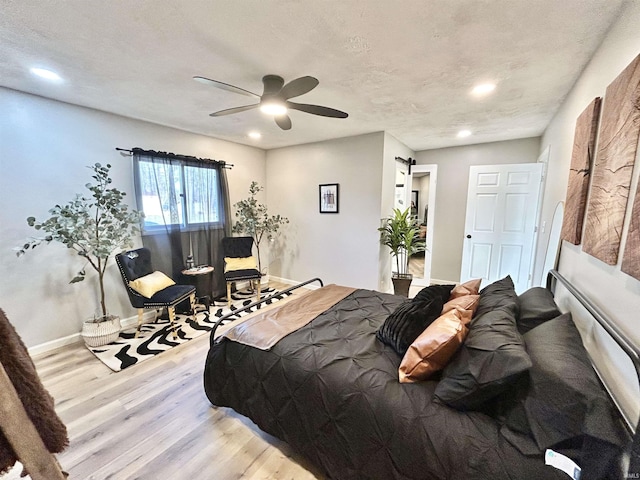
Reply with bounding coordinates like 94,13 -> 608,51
466,234 -> 472,239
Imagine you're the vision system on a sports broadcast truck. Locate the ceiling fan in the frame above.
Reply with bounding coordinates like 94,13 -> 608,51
193,74 -> 348,130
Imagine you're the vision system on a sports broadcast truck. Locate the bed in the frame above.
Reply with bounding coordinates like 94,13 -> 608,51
203,272 -> 638,480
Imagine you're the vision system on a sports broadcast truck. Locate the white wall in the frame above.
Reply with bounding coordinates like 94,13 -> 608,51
415,137 -> 541,282
265,132 -> 388,289
537,3 -> 640,297
539,1 -> 640,331
0,88 -> 266,348
539,2 -> 640,343
379,133 -> 416,292
537,2 -> 640,423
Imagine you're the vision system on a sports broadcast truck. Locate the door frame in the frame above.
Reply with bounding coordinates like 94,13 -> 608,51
532,146 -> 550,286
409,164 -> 437,286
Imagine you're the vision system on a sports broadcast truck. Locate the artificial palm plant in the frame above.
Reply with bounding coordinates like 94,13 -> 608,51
379,208 -> 424,294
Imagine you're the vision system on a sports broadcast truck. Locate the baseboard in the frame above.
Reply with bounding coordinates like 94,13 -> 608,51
430,278 -> 458,285
28,310 -> 157,357
269,275 -> 322,290
28,332 -> 83,357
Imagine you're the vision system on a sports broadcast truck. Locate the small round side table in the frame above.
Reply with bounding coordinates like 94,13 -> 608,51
181,266 -> 214,310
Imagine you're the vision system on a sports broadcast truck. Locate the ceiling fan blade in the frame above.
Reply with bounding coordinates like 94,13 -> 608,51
275,115 -> 292,130
209,104 -> 259,117
287,101 -> 348,118
279,76 -> 319,100
193,76 -> 260,99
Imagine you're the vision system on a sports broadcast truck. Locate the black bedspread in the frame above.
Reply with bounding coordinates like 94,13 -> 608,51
204,289 -> 566,480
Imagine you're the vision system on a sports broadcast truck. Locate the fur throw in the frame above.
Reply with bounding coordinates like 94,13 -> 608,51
0,308 -> 68,474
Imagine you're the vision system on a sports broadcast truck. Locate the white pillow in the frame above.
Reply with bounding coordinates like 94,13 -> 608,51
129,271 -> 175,298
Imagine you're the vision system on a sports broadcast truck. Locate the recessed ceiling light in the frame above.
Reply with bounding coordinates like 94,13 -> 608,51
30,67 -> 62,81
471,83 -> 496,96
248,131 -> 262,139
457,130 -> 472,138
259,101 -> 287,116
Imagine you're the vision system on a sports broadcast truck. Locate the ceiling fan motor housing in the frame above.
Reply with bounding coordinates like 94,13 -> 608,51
262,75 -> 285,97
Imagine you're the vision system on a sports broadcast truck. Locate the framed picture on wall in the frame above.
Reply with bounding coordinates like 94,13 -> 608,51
319,183 -> 339,213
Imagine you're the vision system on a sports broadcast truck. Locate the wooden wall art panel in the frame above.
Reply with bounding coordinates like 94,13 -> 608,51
621,81 -> 640,280
622,180 -> 640,279
583,54 -> 640,265
561,97 -> 601,245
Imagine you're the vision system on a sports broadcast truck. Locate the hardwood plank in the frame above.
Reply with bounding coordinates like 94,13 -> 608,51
0,281 -> 323,480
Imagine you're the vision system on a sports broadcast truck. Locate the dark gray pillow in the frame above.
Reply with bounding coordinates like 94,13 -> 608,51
500,314 -> 627,479
434,276 -> 531,410
376,297 -> 444,356
516,287 -> 560,334
474,275 -> 519,319
434,309 -> 532,410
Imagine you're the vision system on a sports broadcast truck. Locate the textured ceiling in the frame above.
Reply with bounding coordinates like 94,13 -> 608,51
0,0 -> 627,151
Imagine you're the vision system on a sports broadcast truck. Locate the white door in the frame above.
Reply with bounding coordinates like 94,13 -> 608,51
460,163 -> 543,293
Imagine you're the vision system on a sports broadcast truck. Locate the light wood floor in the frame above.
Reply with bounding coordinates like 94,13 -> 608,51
408,254 -> 424,278
3,281 -> 324,480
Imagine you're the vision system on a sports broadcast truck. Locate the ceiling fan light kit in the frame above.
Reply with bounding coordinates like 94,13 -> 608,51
259,101 -> 287,116
194,74 -> 348,131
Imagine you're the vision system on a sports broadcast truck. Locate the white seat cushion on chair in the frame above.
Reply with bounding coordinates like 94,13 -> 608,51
129,271 -> 176,298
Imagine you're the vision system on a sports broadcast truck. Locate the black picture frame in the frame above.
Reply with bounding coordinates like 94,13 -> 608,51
319,183 -> 339,213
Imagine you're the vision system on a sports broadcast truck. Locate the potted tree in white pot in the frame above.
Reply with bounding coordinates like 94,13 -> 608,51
232,181 -> 289,286
379,207 -> 424,296
16,163 -> 142,347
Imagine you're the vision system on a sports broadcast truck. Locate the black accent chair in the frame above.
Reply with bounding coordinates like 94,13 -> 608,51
222,237 -> 262,308
115,248 -> 196,339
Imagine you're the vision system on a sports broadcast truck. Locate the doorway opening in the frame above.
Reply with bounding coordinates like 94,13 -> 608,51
409,165 -> 437,286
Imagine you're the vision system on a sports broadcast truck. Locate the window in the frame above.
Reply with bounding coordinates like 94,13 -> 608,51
135,158 -> 222,231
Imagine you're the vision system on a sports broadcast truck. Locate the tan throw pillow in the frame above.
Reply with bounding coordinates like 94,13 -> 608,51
399,307 -> 472,383
129,271 -> 175,298
442,294 -> 480,315
224,256 -> 258,273
449,278 -> 482,299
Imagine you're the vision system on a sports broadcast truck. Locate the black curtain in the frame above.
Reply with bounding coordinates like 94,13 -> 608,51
132,149 -> 231,298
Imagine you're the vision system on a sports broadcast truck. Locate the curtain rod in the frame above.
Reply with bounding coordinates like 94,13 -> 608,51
116,147 -> 234,169
395,156 -> 416,174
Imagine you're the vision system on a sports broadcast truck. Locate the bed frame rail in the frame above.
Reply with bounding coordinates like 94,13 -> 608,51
208,277 -> 324,345
546,269 -> 639,475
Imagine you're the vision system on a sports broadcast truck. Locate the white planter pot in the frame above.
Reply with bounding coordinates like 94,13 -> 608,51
81,315 -> 121,347
260,274 -> 270,287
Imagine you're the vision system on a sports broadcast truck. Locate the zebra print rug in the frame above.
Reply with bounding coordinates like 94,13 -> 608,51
88,287 -> 290,372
